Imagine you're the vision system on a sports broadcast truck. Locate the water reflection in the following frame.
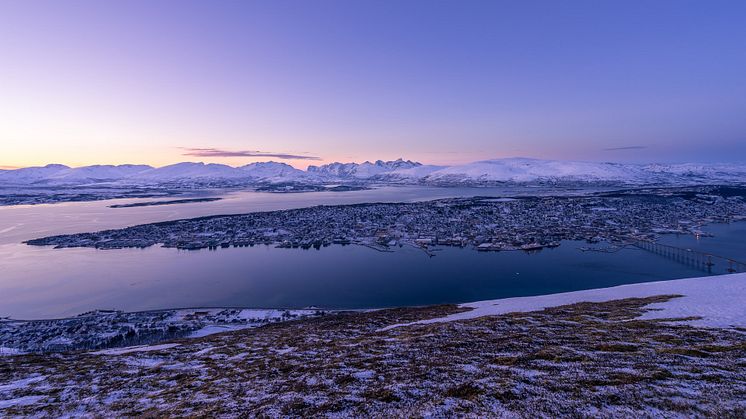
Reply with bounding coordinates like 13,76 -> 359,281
1,187 -> 743,320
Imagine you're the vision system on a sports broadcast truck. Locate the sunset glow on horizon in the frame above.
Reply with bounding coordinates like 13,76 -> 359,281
2,0 -> 746,169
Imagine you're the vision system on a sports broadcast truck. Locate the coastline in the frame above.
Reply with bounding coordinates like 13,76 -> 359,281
4,272 -> 745,356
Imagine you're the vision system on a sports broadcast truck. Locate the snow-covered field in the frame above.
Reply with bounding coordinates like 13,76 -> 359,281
91,343 -> 181,356
385,272 -> 746,330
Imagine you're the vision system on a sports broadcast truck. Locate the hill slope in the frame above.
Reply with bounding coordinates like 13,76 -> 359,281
2,273 -> 745,416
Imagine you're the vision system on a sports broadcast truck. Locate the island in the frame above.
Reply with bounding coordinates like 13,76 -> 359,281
25,186 -> 746,256
108,197 -> 222,208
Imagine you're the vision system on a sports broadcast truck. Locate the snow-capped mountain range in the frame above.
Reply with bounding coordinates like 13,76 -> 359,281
0,162 -> 311,186
307,159 -> 423,178
1,158 -> 745,187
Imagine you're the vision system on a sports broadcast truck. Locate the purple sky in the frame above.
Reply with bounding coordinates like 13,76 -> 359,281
2,0 -> 745,168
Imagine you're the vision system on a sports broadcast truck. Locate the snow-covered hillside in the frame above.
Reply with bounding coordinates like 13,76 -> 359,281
129,162 -> 248,181
239,161 -> 313,182
0,162 -> 312,186
384,272 -> 746,330
378,164 -> 447,180
4,272 -> 746,416
2,157 -> 744,187
642,163 -> 746,183
0,164 -> 73,184
424,158 -> 653,183
45,165 -> 153,184
422,158 -> 746,185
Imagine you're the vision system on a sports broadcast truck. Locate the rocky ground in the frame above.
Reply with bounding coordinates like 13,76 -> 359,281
2,296 -> 746,417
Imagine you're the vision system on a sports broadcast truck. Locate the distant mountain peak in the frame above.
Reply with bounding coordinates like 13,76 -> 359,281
307,158 -> 422,179
240,161 -> 295,169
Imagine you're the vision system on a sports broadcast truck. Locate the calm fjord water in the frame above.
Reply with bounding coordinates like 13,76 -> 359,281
1,187 -> 744,319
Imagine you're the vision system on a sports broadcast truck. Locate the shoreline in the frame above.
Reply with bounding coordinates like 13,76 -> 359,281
3,272 -> 745,355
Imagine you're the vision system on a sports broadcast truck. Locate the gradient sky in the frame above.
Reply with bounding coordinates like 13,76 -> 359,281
1,0 -> 745,169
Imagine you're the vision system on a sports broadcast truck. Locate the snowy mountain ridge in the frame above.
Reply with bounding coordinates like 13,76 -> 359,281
307,158 -> 421,179
426,158 -> 746,184
1,158 -> 745,187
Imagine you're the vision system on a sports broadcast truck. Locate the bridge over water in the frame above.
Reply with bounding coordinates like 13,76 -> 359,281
634,240 -> 746,275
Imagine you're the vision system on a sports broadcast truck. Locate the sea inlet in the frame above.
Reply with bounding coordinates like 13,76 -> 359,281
1,187 -> 744,319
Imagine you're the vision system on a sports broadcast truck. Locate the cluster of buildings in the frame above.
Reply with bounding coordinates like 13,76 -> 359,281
27,187 -> 746,253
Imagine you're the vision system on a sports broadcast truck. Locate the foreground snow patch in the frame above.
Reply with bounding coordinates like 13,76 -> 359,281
0,347 -> 25,356
188,324 -> 254,338
0,395 -> 45,409
92,343 -> 180,355
0,375 -> 45,392
382,273 -> 746,330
